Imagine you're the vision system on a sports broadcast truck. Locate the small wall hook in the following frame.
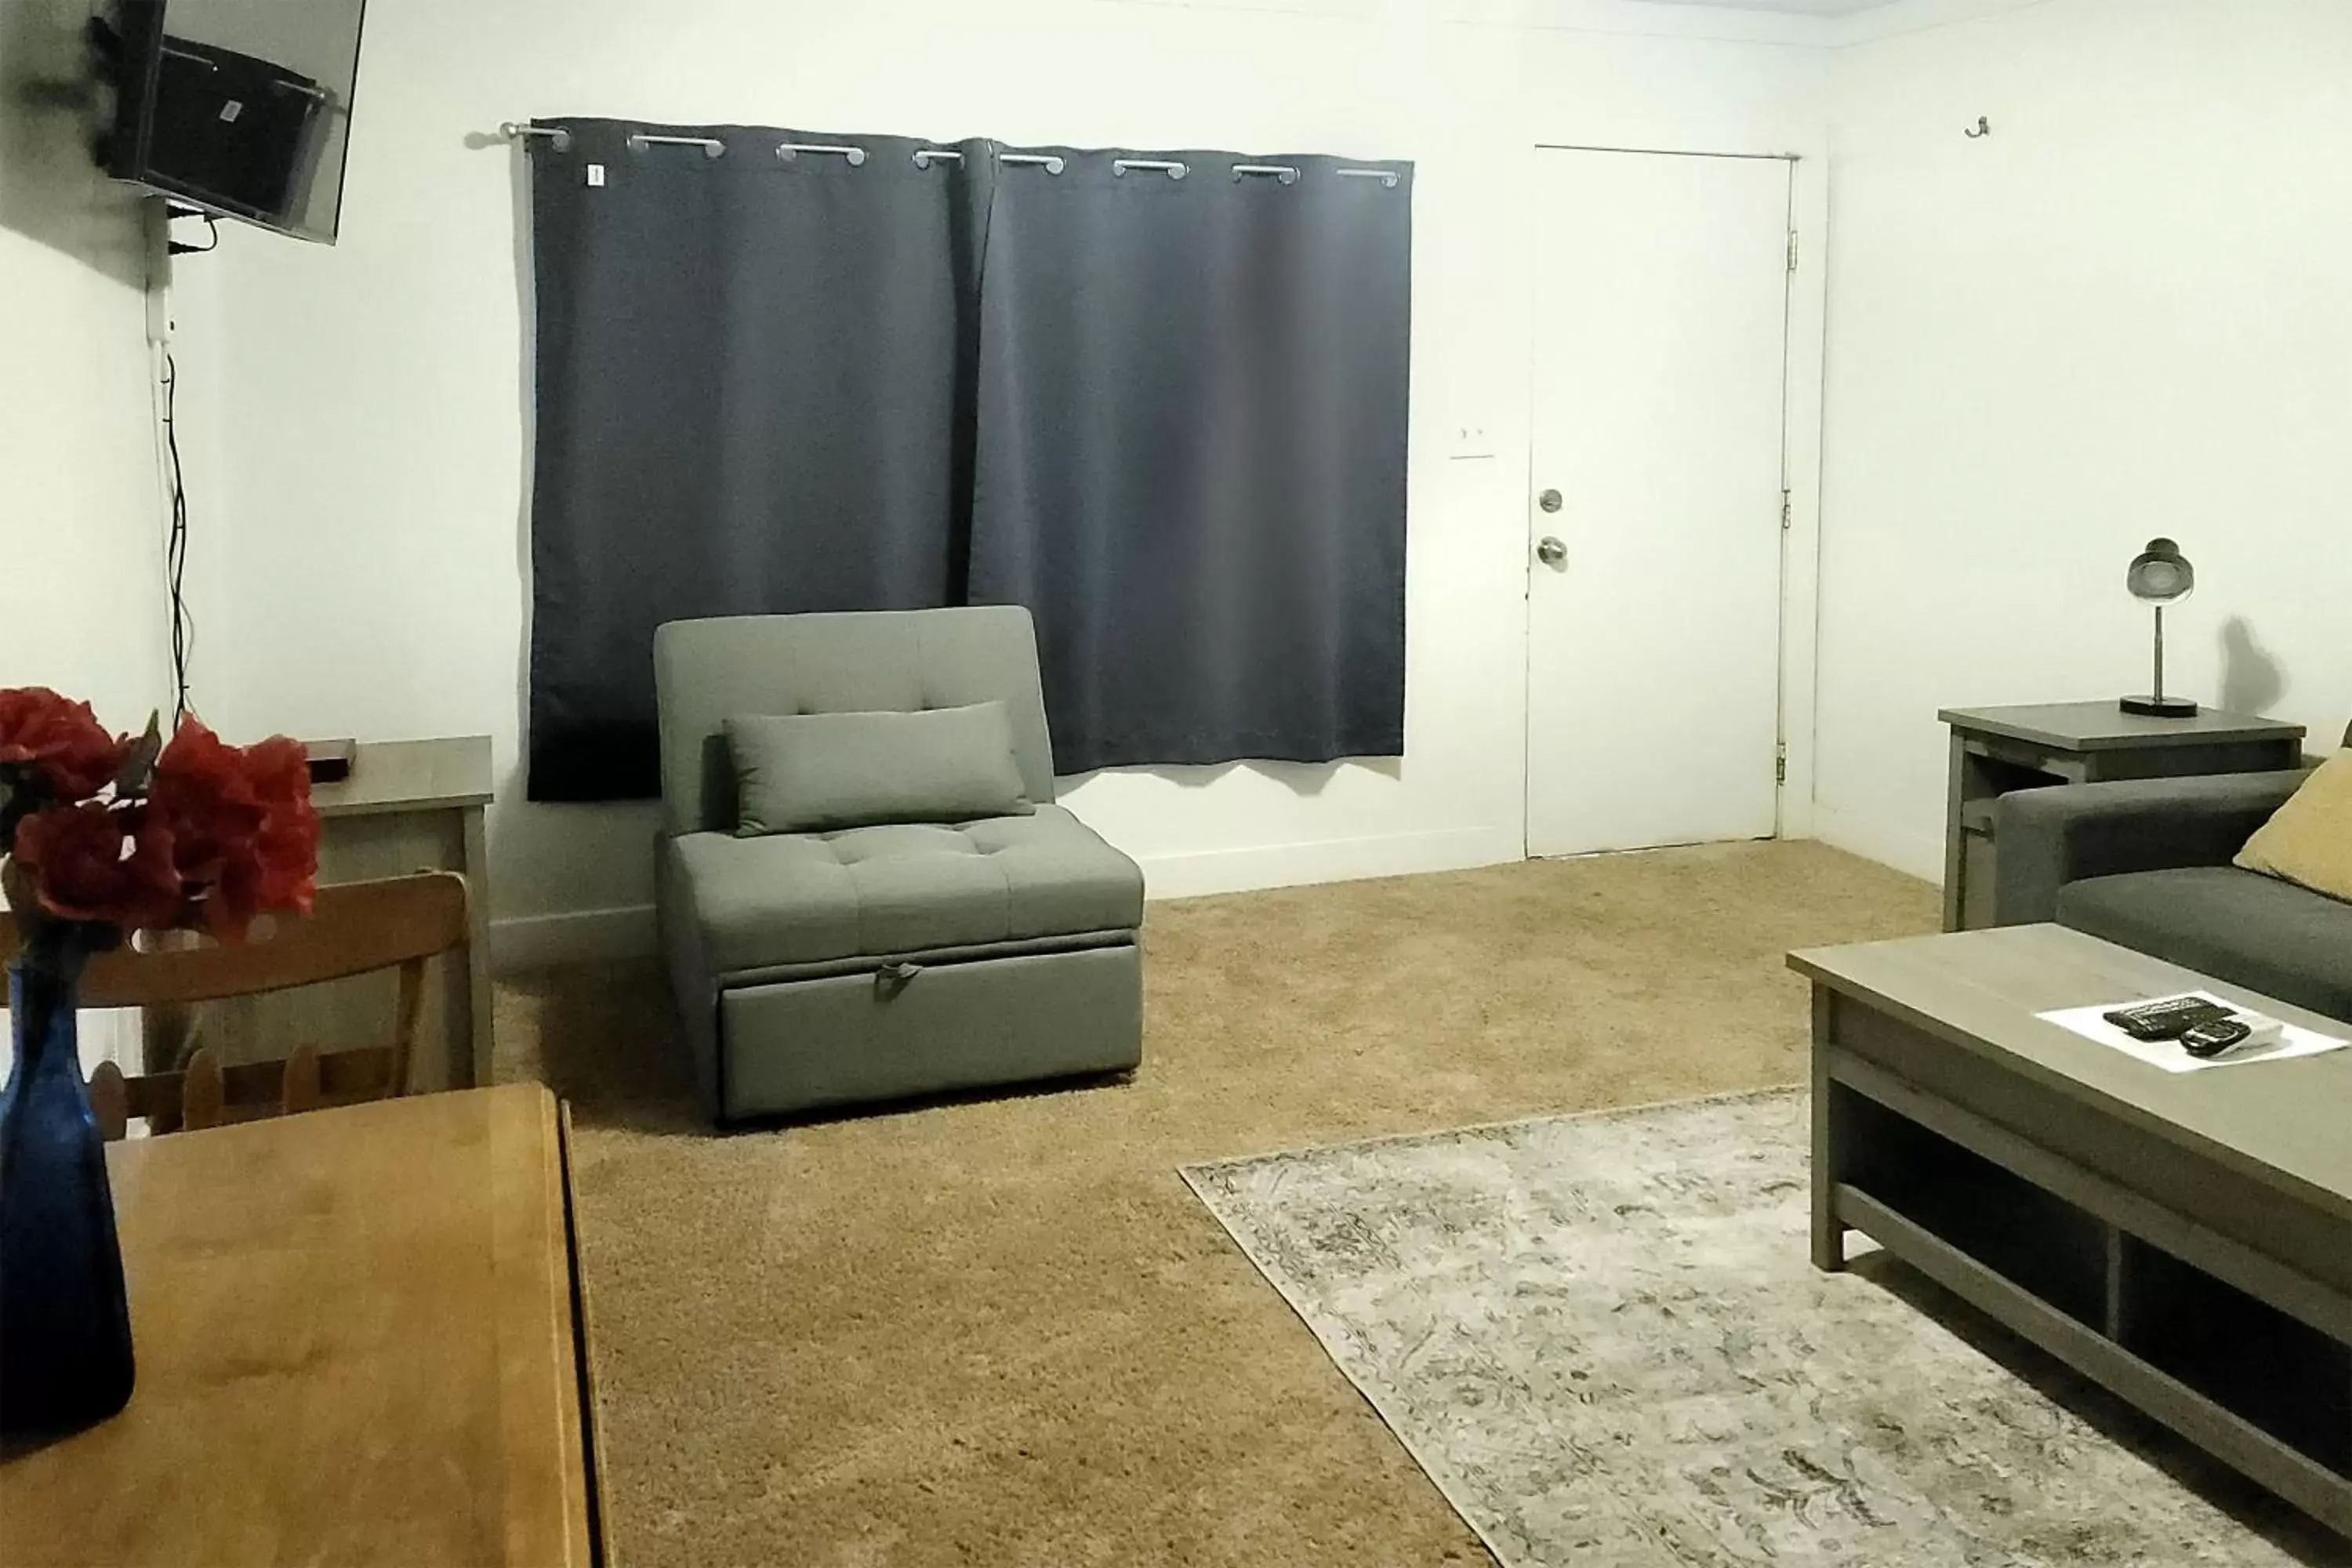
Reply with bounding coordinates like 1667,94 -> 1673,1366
1965,116 -> 1991,139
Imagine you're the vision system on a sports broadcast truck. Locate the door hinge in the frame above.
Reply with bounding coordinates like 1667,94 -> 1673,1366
1787,230 -> 1799,272
1780,489 -> 1793,531
1775,743 -> 1788,786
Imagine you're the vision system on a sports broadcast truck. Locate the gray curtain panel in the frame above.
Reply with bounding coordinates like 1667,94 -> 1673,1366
969,151 -> 1412,775
524,121 -> 989,800
525,124 -> 1410,798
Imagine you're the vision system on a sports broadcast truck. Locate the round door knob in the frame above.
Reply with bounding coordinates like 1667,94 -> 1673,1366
1537,488 -> 1564,514
1535,536 -> 1567,568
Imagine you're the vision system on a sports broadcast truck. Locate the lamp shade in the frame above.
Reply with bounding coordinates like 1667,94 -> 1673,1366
2119,536 -> 2198,717
2125,538 -> 2195,604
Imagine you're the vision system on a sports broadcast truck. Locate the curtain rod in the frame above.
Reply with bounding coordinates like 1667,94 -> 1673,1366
495,125 -> 1403,185
500,122 -> 570,151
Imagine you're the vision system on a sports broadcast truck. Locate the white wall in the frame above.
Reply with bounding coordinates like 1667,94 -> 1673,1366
187,0 -> 1830,960
0,0 -> 171,724
2,0 -> 180,1069
27,0 -> 2349,953
1814,0 -> 2352,876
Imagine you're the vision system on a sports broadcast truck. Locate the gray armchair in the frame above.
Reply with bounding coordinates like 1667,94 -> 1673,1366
654,607 -> 1144,1124
1994,766 -> 2352,1021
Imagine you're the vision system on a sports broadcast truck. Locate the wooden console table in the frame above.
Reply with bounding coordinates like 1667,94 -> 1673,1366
0,1086 -> 604,1567
1938,703 -> 2304,931
147,736 -> 495,1092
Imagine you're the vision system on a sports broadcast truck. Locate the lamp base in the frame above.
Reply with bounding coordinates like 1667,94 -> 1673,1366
2120,695 -> 2199,718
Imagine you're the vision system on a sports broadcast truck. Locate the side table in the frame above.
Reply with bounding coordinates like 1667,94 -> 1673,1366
1939,702 -> 2304,931
144,736 -> 495,1091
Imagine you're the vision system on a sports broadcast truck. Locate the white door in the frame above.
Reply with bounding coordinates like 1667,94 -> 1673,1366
1526,149 -> 1791,858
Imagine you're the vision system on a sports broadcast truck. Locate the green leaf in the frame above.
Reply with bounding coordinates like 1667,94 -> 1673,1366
114,711 -> 164,797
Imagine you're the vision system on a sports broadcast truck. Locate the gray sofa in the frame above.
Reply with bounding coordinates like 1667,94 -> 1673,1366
654,607 -> 1145,1124
1994,766 -> 2352,1022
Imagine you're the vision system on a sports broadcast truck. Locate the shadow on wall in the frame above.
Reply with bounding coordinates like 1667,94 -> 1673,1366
0,0 -> 145,287
2217,615 -> 2288,718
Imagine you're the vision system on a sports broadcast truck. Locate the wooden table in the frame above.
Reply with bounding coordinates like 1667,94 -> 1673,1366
0,1086 -> 604,1567
147,736 -> 496,1093
1791,924 -> 2352,1535
1937,702 -> 2305,931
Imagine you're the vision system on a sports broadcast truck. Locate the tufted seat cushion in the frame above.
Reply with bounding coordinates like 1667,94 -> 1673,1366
666,804 -> 1144,975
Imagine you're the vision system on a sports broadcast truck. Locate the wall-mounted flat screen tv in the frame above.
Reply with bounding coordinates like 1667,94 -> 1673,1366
98,0 -> 367,244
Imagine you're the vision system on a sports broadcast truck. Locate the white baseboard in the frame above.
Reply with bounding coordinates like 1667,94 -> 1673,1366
485,826 -> 1526,967
1136,825 -> 1524,901
1807,801 -> 1945,885
492,902 -> 657,974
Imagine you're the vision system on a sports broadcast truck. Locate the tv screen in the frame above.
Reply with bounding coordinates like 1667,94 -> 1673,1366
100,0 -> 367,244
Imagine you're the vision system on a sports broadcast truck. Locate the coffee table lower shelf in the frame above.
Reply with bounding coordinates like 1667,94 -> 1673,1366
1795,926 -> 2352,1541
1820,1063 -> 2352,1545
1832,1179 -> 2352,1536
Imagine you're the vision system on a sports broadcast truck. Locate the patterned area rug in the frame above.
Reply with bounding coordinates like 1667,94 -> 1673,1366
1181,1091 -> 2348,1567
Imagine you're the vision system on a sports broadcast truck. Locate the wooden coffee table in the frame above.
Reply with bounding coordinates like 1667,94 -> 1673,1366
1790,924 -> 2352,1536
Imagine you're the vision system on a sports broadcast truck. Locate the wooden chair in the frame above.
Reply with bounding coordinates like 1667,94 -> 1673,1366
0,872 -> 470,1139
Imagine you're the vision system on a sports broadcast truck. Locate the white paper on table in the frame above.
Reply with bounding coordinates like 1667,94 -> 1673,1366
2036,990 -> 2351,1074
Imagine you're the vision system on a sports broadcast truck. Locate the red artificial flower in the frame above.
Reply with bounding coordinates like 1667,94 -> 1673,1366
237,734 -> 319,921
11,802 -> 185,932
147,718 -> 318,941
0,688 -> 129,803
148,717 -> 265,883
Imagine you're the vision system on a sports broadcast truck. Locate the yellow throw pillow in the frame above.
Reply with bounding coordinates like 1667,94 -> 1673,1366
2235,754 -> 2352,905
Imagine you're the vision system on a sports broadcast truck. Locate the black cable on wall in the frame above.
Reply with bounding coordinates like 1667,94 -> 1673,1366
161,349 -> 192,726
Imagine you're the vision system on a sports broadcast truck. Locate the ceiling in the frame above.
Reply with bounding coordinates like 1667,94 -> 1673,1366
1640,0 -> 1905,15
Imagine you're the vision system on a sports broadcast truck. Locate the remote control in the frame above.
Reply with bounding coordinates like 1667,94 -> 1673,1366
2180,1018 -> 2254,1058
2102,995 -> 2233,1041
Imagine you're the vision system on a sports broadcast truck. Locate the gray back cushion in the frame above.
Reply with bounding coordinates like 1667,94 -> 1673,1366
655,607 -> 1056,836
726,704 -> 1033,835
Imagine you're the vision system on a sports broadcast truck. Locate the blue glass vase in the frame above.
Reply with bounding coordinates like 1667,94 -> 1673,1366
0,946 -> 136,1447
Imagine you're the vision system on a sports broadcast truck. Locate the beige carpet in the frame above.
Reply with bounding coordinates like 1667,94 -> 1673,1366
499,842 -> 1936,1568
